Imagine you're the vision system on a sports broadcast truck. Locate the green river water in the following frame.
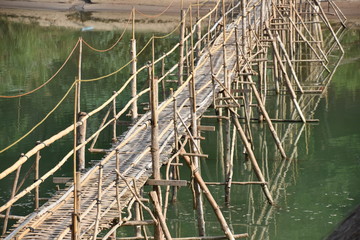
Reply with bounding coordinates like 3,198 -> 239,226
0,18 -> 359,239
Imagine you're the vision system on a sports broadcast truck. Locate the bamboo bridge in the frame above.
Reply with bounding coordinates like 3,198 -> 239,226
0,0 -> 346,239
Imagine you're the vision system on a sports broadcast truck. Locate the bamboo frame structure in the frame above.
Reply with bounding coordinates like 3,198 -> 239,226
0,0 -> 346,239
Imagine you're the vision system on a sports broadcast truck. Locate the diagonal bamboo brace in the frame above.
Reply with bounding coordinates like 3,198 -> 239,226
181,149 -> 246,240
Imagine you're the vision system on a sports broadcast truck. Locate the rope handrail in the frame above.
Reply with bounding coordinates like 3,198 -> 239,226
0,40 -> 80,99
0,81 -> 77,155
0,0 -> 233,208
135,0 -> 176,18
81,12 -> 132,53
0,0 -> 226,181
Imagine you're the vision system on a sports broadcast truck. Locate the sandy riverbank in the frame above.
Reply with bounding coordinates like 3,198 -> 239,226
0,0 -> 215,31
0,0 -> 359,31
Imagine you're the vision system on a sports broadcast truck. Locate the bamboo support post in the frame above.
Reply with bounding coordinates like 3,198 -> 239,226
266,25 -> 306,123
171,89 -> 180,203
112,92 -> 117,142
2,165 -> 21,235
116,150 -> 122,221
189,6 -> 206,236
181,150 -> 238,240
230,111 -> 274,205
133,179 -> 142,238
178,9 -> 186,86
72,79 -> 81,240
34,141 -> 41,210
77,112 -> 87,170
149,191 -> 172,240
92,164 -> 103,240
150,36 -> 163,240
77,38 -> 82,113
131,8 -> 138,120
196,0 -> 202,59
161,54 -> 166,100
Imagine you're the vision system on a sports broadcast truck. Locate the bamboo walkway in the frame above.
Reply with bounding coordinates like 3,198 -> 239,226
0,0 -> 346,239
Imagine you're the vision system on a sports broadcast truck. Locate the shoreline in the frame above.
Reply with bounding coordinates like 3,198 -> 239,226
0,0 -> 214,31
1,0 -> 360,31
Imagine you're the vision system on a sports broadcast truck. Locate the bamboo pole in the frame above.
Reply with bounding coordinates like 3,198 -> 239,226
275,32 -> 304,94
150,36 -> 163,240
92,164 -> 103,240
149,191 -> 172,240
181,150 -> 237,240
230,111 -> 274,205
2,165 -> 21,235
77,38 -> 82,113
115,150 -> 122,222
34,141 -> 41,210
196,0 -> 202,59
72,79 -> 80,240
133,179 -> 142,237
161,54 -> 166,101
77,112 -> 87,170
131,8 -> 138,120
171,89 -> 180,203
265,24 -> 306,123
189,5 -> 205,236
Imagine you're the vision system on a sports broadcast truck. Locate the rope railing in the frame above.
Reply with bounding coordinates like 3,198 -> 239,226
0,40 -> 80,99
0,0 -> 253,235
0,0 -> 225,180
135,0 -> 176,18
81,12 -> 133,53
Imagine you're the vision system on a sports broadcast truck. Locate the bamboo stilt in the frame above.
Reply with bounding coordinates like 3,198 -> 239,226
231,112 -> 274,205
131,8 -> 138,120
77,112 -> 87,170
34,142 -> 41,210
150,36 -> 163,240
181,150 -> 239,240
2,165 -> 21,235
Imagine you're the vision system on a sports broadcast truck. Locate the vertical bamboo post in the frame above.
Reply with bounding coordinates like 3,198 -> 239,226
134,180 -> 142,237
92,163 -> 103,240
150,36 -> 163,240
181,152 -> 238,240
242,0 -> 247,55
77,37 -> 82,113
131,8 -> 138,120
72,78 -> 81,240
178,9 -> 185,86
149,191 -> 173,240
112,92 -> 117,142
77,112 -> 87,171
189,6 -> 206,236
115,150 -> 122,221
196,0 -> 202,59
2,165 -> 21,235
34,141 -> 41,210
161,53 -> 166,101
171,88 -> 180,202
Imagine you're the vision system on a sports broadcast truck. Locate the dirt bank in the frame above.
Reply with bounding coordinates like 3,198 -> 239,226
0,0 -> 214,31
0,0 -> 359,31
